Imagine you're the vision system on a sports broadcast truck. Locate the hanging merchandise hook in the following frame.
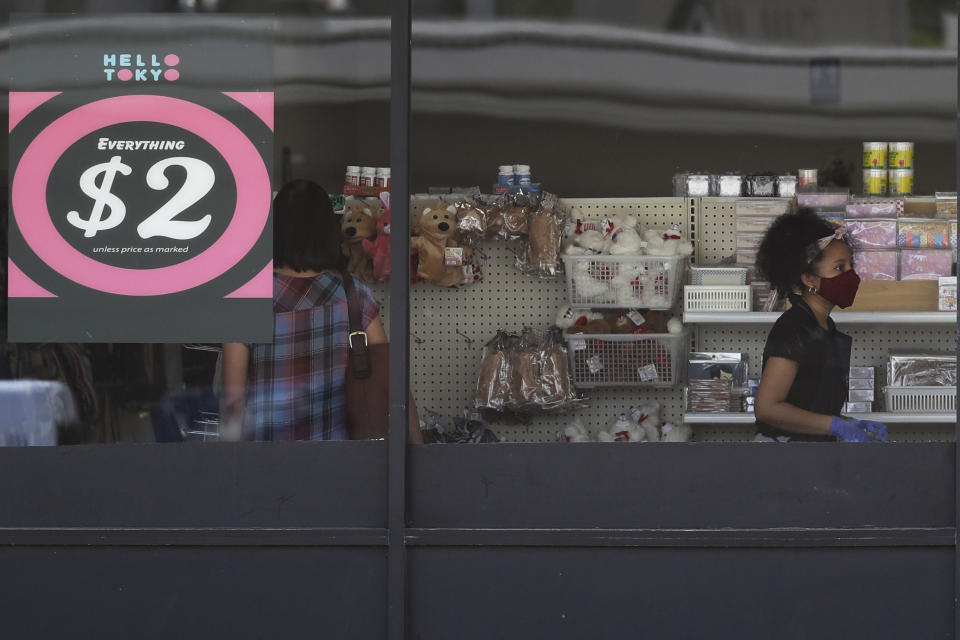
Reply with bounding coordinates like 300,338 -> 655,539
455,330 -> 475,347
410,332 -> 424,345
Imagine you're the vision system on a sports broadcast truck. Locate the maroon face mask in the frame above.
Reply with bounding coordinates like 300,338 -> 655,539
817,269 -> 861,308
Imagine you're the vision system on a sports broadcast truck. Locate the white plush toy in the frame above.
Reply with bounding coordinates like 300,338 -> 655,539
555,305 -> 604,330
667,318 -> 684,334
631,403 -> 662,442
566,229 -> 607,254
661,422 -> 693,443
643,226 -> 693,257
605,214 -> 644,255
571,261 -> 610,299
597,414 -> 646,443
562,419 -> 592,443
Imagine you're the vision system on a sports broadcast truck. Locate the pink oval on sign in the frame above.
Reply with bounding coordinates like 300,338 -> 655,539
11,95 -> 271,296
164,54 -> 180,66
117,69 -> 133,81
164,69 -> 180,82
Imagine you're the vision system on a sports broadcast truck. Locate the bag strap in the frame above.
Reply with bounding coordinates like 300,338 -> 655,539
341,271 -> 371,379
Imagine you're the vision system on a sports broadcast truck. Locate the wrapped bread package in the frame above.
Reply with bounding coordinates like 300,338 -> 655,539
474,331 -> 515,411
846,219 -> 897,249
887,352 -> 957,387
853,251 -> 898,281
510,330 -> 543,409
900,249 -> 953,280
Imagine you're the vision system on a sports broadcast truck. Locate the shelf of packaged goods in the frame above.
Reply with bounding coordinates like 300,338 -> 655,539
682,312 -> 956,325
683,412 -> 956,424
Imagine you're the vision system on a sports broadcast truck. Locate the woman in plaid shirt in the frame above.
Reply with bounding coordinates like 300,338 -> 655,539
219,180 -> 398,441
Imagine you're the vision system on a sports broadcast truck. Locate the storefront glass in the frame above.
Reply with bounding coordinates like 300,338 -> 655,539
409,0 -> 957,445
1,0 -> 393,446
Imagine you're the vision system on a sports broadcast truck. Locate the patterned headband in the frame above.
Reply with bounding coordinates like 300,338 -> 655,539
806,226 -> 848,263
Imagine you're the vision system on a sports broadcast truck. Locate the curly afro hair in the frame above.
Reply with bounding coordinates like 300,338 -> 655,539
756,208 -> 850,297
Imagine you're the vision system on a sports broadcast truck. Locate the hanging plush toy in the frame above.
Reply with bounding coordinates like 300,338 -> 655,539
410,202 -> 470,287
362,191 -> 392,282
341,198 -> 380,283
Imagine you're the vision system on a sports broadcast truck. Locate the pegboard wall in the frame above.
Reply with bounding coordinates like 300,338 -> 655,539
371,197 -> 956,443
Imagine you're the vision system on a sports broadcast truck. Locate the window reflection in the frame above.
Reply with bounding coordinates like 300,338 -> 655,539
1,1 -> 391,445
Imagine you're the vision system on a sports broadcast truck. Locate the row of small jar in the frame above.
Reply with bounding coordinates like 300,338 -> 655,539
673,172 -> 806,198
497,164 -> 533,187
345,166 -> 391,189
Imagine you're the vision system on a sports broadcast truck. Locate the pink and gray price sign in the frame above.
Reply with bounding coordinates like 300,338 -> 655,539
8,14 -> 274,342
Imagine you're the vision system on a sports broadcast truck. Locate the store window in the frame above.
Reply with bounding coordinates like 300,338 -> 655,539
1,0 -> 394,446
409,0 -> 957,444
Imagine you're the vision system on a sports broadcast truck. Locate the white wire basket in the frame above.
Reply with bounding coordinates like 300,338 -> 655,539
562,254 -> 688,309
683,286 -> 752,312
564,332 -> 686,388
689,266 -> 748,286
883,386 -> 956,413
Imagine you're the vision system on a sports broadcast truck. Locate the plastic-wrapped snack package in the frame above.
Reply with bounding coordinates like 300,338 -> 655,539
479,194 -> 505,240
509,329 -> 544,409
853,251 -> 898,281
538,329 -> 578,409
846,219 -> 897,249
888,352 -> 957,387
501,192 -> 536,241
845,198 -> 903,219
900,249 -> 954,280
524,192 -> 565,278
898,220 -> 951,248
452,192 -> 487,247
474,331 -> 514,411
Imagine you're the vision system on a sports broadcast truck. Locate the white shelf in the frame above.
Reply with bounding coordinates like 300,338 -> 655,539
683,311 -> 956,325
683,412 -> 955,424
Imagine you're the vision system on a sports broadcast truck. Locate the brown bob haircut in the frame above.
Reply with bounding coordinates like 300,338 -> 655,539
273,179 -> 345,273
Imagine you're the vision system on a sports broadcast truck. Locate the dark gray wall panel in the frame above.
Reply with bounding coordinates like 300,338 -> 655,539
1,547 -> 386,640
409,547 -> 954,640
410,443 -> 956,529
0,441 -> 387,528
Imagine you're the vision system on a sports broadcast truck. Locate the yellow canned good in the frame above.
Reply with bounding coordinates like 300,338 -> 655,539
889,169 -> 913,195
863,169 -> 888,196
862,142 -> 888,169
888,142 -> 914,169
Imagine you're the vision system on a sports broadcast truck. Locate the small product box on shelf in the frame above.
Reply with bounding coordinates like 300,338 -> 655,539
850,366 -> 875,379
848,389 -> 875,403
843,402 -> 873,413
849,378 -> 875,390
938,276 -> 957,312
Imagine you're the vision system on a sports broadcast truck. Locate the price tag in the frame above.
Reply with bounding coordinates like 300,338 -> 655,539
587,355 -> 604,374
445,247 -> 464,266
570,338 -> 587,351
637,364 -> 659,382
627,310 -> 645,326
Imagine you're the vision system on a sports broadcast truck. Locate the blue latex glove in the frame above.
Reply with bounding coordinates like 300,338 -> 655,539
852,419 -> 889,442
829,416 -> 887,442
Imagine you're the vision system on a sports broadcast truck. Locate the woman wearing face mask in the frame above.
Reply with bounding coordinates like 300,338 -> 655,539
754,209 -> 888,443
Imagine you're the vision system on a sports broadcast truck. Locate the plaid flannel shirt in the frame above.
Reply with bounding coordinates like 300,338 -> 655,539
244,272 -> 380,441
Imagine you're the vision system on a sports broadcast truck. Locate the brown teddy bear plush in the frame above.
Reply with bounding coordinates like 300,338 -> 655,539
411,202 -> 471,287
341,198 -> 380,283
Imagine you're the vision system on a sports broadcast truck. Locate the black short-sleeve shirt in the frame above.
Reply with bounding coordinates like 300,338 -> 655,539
756,294 -> 852,442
